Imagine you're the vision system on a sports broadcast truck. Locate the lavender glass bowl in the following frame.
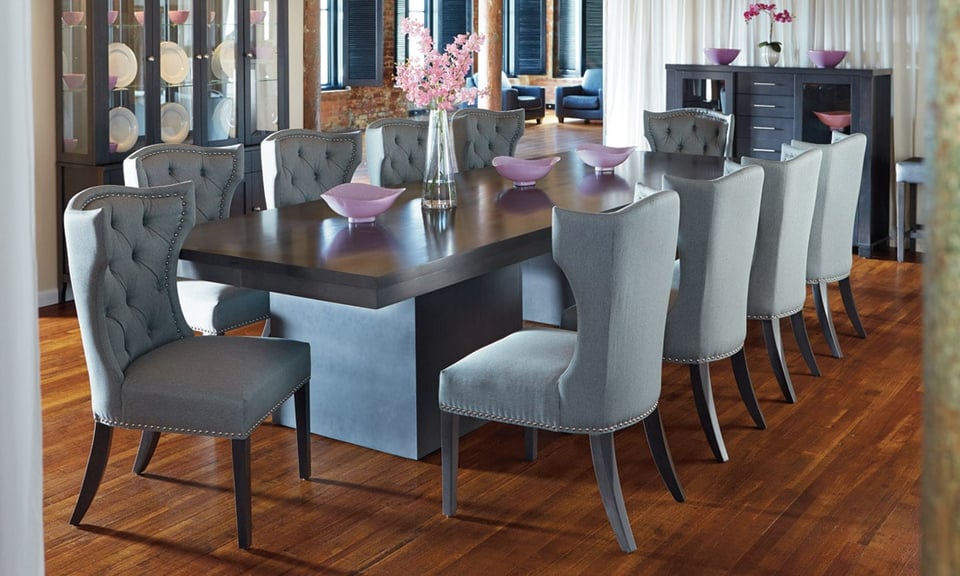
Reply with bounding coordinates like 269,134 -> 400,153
321,183 -> 405,223
704,48 -> 741,66
492,156 -> 561,188
576,143 -> 636,172
808,50 -> 847,68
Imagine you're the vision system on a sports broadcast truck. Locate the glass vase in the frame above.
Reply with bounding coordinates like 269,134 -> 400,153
422,107 -> 457,210
762,44 -> 781,66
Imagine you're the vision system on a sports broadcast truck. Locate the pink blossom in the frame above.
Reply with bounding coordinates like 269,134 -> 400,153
394,18 -> 488,111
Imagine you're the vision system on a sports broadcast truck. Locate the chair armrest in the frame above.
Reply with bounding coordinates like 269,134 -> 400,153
514,84 -> 546,103
502,88 -> 521,111
556,85 -> 584,99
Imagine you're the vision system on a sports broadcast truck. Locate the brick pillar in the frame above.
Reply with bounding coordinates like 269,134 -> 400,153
478,0 -> 503,110
302,0 -> 321,129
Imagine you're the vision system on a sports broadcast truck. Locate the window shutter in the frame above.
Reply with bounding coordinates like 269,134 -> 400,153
510,0 -> 545,75
435,0 -> 471,46
583,0 -> 603,70
396,0 -> 409,65
343,0 -> 383,86
554,0 -> 580,77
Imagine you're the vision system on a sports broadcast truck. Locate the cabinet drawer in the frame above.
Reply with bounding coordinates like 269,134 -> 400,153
737,73 -> 794,95
735,116 -> 794,140
736,94 -> 794,118
736,133 -> 790,159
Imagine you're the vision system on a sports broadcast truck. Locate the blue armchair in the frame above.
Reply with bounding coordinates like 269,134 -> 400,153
467,72 -> 546,124
556,68 -> 603,124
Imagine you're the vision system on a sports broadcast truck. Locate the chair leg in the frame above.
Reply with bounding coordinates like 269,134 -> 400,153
70,422 -> 114,525
838,277 -> 867,338
789,311 -> 821,377
760,319 -> 797,404
812,282 -> 843,358
231,438 -> 253,549
641,407 -> 685,502
132,431 -> 160,474
730,350 -> 767,427
524,426 -> 538,461
588,433 -> 637,553
294,382 -> 311,480
689,363 -> 729,462
441,411 -> 460,517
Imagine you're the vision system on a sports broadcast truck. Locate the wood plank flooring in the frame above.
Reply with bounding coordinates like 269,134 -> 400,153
40,114 -> 921,574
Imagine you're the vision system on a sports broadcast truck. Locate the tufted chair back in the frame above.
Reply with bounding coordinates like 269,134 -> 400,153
64,182 -> 196,423
261,129 -> 362,209
450,108 -> 525,171
644,108 -> 734,157
364,118 -> 428,187
123,143 -> 242,223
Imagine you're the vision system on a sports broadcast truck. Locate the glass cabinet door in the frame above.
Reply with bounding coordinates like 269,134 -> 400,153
106,0 -> 148,158
246,0 -> 282,143
205,0 -> 239,143
60,0 -> 90,157
158,0 -> 196,145
801,80 -> 853,143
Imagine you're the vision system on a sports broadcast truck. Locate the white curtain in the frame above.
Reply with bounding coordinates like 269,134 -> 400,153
0,1 -> 44,574
605,0 -> 925,160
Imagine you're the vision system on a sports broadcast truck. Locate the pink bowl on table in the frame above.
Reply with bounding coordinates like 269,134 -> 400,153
576,143 -> 636,172
492,155 -> 561,188
62,73 -> 85,89
169,10 -> 191,25
321,183 -> 405,223
808,50 -> 847,68
250,9 -> 267,24
814,110 -> 852,131
61,11 -> 84,26
704,48 -> 741,66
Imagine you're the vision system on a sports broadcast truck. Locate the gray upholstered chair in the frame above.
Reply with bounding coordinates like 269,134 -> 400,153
783,133 -> 869,358
64,182 -> 312,549
260,128 -> 363,209
644,108 -> 734,157
364,118 -> 428,187
662,166 -> 765,462
449,107 -> 525,172
728,149 -> 824,403
123,143 -> 271,336
555,68 -> 603,124
439,192 -> 684,554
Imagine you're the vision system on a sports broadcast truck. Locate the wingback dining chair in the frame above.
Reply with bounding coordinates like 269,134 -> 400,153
64,181 -> 312,549
439,192 -> 684,554
729,148 -> 825,403
782,132 -> 869,358
644,108 -> 734,157
661,165 -> 765,463
449,107 -> 525,171
364,118 -> 428,187
123,143 -> 271,336
260,128 -> 363,208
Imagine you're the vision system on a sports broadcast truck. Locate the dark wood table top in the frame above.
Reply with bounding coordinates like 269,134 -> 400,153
179,150 -> 723,308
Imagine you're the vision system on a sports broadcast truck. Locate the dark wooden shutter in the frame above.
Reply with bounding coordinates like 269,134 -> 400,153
396,0 -> 409,65
435,0 -> 471,47
554,0 -> 580,77
343,0 -> 383,86
583,0 -> 603,70
509,0 -> 545,75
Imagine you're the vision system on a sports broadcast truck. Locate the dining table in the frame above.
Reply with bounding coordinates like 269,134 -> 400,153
178,149 -> 724,459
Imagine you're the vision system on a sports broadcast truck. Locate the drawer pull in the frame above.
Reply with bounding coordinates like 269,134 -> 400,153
753,104 -> 777,108
752,126 -> 777,130
753,82 -> 778,86
753,148 -> 777,153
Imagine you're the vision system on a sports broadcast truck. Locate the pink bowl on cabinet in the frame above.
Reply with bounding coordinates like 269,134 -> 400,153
106,10 -> 119,24
808,50 -> 847,68
61,11 -> 84,26
62,73 -> 85,89
134,11 -> 145,24
814,110 -> 852,131
576,143 -> 636,172
704,48 -> 740,66
492,155 -> 561,188
63,138 -> 79,153
108,75 -> 118,90
169,10 -> 191,25
321,183 -> 405,223
108,142 -> 119,154
250,9 -> 267,24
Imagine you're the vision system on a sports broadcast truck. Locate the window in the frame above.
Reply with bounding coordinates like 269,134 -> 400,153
319,0 -> 383,89
555,0 -> 602,77
503,0 -> 546,76
396,0 -> 472,66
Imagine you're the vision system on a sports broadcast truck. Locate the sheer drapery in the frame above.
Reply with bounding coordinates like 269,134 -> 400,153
606,0 -> 925,159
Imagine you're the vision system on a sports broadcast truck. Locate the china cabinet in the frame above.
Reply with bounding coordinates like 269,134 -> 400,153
665,64 -> 892,258
56,0 -> 288,300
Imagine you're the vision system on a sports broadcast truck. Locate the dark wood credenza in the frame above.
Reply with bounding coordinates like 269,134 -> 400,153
665,64 -> 892,257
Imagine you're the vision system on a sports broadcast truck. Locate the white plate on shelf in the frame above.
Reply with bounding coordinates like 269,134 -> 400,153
211,97 -> 235,140
108,42 -> 138,88
160,102 -> 190,143
160,41 -> 190,84
211,39 -> 236,81
109,107 -> 139,152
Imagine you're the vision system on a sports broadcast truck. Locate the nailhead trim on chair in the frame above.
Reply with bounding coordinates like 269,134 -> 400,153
807,273 -> 851,284
438,402 -> 659,434
192,313 -> 271,336
663,343 -> 743,364
97,377 -> 309,439
747,304 -> 803,321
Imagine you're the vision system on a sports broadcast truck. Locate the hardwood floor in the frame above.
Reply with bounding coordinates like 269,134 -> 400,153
40,116 -> 921,574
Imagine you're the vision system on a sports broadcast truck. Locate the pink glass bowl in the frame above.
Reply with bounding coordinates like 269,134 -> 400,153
321,183 -> 405,223
704,48 -> 741,66
250,10 -> 267,24
108,142 -> 119,154
134,11 -> 145,24
61,11 -> 84,26
814,110 -> 852,131
106,10 -> 119,24
169,10 -> 191,25
63,138 -> 79,153
108,75 -> 118,91
62,73 -> 85,89
808,50 -> 847,68
576,143 -> 636,172
492,156 -> 561,188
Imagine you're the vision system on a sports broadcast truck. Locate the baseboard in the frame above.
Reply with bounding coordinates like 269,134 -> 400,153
38,288 -> 66,308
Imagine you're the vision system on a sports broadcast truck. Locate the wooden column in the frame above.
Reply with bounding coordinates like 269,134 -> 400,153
924,1 -> 960,573
302,0 -> 322,129
478,0 -> 503,110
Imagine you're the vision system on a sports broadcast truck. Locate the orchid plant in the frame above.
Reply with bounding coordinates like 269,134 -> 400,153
395,18 -> 487,111
744,3 -> 794,53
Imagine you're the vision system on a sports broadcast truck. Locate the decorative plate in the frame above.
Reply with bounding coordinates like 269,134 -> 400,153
108,107 -> 139,152
211,39 -> 236,80
160,102 -> 190,143
160,41 -> 190,84
108,42 -> 138,88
